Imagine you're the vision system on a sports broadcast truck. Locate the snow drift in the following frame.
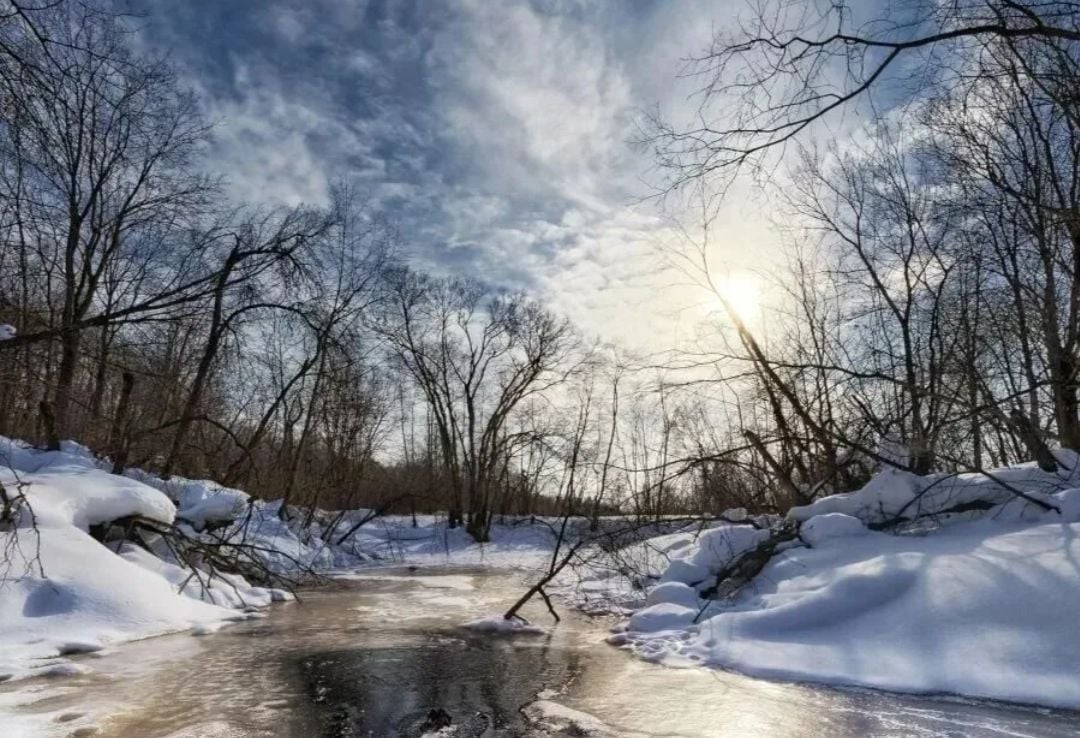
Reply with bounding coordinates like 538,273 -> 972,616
0,437 -> 274,681
789,452 -> 1080,526
616,462 -> 1080,709
0,435 -> 563,683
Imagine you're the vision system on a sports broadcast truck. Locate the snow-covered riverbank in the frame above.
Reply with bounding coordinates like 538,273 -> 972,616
608,459 -> 1080,709
4,433 -> 1080,713
0,436 -> 558,684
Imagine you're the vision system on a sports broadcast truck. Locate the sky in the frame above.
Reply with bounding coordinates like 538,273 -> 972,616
138,0 -> 779,350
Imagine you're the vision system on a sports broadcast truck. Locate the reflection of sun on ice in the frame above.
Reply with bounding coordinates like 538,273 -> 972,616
715,273 -> 761,322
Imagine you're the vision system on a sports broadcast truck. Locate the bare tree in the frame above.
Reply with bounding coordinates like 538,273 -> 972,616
0,1 -> 212,445
160,209 -> 326,478
376,270 -> 575,541
649,1 -> 1080,190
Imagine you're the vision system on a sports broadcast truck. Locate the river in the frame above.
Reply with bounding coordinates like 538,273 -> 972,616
1,567 -> 1076,737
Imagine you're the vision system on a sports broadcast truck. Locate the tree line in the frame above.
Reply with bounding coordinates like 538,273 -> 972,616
5,0 -> 1080,545
645,0 -> 1080,505
0,1 -> 681,544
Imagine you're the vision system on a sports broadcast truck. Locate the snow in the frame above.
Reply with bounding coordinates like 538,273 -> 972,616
0,439 -> 174,529
657,558 -> 709,586
462,614 -> 546,635
0,323 -> 14,341
118,542 -> 285,609
578,520 -> 774,596
0,437 -> 266,682
522,699 -> 616,736
799,512 -> 867,546
623,523 -> 771,594
1053,487 -> 1080,521
123,469 -> 387,573
26,469 -> 176,529
0,510 -> 252,681
616,463 -> 1080,709
685,524 -> 771,570
627,602 -> 699,634
644,581 -> 701,609
126,471 -> 248,530
790,453 -> 1080,526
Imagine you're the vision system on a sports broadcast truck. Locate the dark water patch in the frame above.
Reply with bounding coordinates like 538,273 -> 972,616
299,630 -> 581,737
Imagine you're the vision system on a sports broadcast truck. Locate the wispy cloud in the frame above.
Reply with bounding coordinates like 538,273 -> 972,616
139,0 -> 760,348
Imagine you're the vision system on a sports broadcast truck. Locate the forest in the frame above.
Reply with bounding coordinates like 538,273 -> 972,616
3,3 -> 1080,733
4,1 -> 1080,537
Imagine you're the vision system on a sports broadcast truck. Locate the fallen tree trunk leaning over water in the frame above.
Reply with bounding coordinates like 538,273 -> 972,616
503,538 -> 585,624
92,513 -> 322,598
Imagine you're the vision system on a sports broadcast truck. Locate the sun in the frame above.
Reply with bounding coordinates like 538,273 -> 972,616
715,273 -> 761,323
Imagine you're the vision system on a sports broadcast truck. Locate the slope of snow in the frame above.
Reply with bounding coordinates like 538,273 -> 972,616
0,438 -> 262,682
799,512 -> 867,545
561,516 -> 781,615
126,470 -> 248,530
617,473 -> 1080,709
790,453 -> 1080,526
0,434 -> 567,685
345,514 -> 565,570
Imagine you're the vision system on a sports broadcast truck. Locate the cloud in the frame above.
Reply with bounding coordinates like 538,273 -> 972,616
137,0 -> 761,350
429,1 -> 635,207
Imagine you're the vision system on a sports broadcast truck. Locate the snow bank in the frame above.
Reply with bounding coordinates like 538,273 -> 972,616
0,432 -> 569,693
0,438 -> 268,681
659,518 -> 1080,708
685,525 -> 770,571
637,523 -> 771,593
118,543 -> 285,609
557,517 -> 780,617
616,458 -> 1080,709
627,602 -> 698,634
799,512 -> 866,546
121,470 -> 361,572
28,469 -> 176,530
644,581 -> 700,609
0,518 -> 252,679
790,453 -> 1080,526
577,520 -> 771,589
127,470 -> 248,530
0,437 -> 174,529
125,469 -> 378,573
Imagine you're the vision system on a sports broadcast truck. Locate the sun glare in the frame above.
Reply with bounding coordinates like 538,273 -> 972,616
715,273 -> 762,323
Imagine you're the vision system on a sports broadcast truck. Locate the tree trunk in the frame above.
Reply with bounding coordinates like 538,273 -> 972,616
162,254 -> 237,478
39,399 -> 60,451
109,372 -> 136,474
1056,354 -> 1080,451
1009,408 -> 1058,472
89,325 -> 112,423
50,329 -> 80,450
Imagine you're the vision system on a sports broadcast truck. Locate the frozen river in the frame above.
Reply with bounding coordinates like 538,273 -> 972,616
2,567 -> 1076,737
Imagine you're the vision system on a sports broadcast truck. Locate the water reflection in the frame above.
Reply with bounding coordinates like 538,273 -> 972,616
300,633 -> 581,735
